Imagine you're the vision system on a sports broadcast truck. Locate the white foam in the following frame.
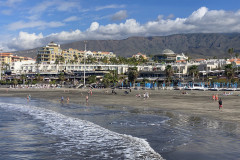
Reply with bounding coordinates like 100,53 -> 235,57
0,102 -> 164,160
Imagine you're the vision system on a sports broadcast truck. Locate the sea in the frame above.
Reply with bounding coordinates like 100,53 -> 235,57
0,97 -> 240,160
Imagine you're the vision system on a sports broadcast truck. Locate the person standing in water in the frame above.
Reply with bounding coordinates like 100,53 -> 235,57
218,98 -> 223,110
61,96 -> 64,104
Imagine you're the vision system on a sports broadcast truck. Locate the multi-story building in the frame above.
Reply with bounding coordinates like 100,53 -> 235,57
37,42 -> 116,64
92,51 -> 116,60
132,52 -> 148,60
37,42 -> 62,64
154,49 -> 188,62
0,52 -> 13,64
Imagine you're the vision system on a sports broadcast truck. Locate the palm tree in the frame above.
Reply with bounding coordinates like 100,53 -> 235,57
36,73 -> 43,83
128,67 -> 139,85
165,65 -> 173,85
73,54 -> 78,63
20,74 -> 27,84
228,48 -> 234,59
224,64 -> 235,82
102,70 -> 118,87
100,57 -> 109,64
58,72 -> 65,85
13,78 -> 18,87
109,57 -> 119,64
189,65 -> 199,81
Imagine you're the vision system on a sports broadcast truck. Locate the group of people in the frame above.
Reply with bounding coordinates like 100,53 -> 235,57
212,94 -> 223,110
60,96 -> 70,104
136,92 -> 149,99
26,94 -> 31,102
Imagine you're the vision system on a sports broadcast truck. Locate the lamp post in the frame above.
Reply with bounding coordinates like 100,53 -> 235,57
84,41 -> 87,87
0,49 -> 2,81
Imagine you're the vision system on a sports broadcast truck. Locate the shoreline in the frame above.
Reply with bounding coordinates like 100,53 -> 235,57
1,88 -> 240,124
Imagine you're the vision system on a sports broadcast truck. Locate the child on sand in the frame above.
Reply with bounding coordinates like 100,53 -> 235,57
212,94 -> 215,101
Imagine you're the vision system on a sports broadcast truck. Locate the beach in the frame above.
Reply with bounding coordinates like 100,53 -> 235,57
1,87 -> 240,160
1,87 -> 240,124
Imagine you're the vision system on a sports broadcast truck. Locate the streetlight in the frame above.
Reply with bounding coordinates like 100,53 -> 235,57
84,41 -> 87,87
0,49 -> 2,81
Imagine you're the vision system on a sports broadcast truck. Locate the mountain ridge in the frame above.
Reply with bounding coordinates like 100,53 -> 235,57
14,33 -> 240,59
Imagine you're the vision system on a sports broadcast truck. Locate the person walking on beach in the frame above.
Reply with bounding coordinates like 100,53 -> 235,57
61,96 -> 64,104
66,97 -> 69,104
218,98 -> 223,110
86,95 -> 89,103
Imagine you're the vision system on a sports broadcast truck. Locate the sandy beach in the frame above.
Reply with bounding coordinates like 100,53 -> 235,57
1,87 -> 240,124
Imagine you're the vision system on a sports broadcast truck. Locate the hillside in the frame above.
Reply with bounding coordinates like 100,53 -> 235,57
14,33 -> 240,59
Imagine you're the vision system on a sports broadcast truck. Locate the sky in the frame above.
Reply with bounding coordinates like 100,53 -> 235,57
1,0 -> 240,51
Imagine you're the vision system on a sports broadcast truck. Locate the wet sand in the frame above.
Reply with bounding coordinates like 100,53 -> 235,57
1,87 -> 240,123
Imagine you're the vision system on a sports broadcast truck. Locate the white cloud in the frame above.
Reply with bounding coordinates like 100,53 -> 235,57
28,0 -> 81,20
7,20 -> 65,30
4,7 -> 240,51
6,0 -> 22,5
64,16 -> 79,22
95,4 -> 125,11
111,10 -> 127,21
56,1 -> 81,11
1,9 -> 12,15
7,32 -> 44,50
1,0 -> 23,7
88,22 -> 99,31
167,14 -> 174,19
29,0 -> 80,14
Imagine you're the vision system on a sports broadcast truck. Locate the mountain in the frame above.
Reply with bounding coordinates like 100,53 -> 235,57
14,33 -> 240,59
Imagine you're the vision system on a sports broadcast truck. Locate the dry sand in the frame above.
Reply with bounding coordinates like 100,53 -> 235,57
1,87 -> 240,123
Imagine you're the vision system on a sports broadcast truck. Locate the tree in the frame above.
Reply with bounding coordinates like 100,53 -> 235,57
138,55 -> 148,64
128,67 -> 139,85
224,64 -> 235,82
118,56 -> 127,64
235,53 -> 239,58
36,73 -> 43,83
189,65 -> 199,81
228,48 -> 234,59
100,57 -> 109,64
73,54 -> 78,63
109,57 -> 119,64
13,78 -> 18,86
58,72 -> 65,85
55,56 -> 65,64
88,75 -> 97,84
20,74 -> 27,84
102,70 -> 118,87
165,65 -> 173,85
86,55 -> 97,64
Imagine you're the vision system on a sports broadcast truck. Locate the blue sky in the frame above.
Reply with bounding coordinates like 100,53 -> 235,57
1,0 -> 240,51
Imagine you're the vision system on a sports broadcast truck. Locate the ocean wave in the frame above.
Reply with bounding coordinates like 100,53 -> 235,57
0,102 -> 164,160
